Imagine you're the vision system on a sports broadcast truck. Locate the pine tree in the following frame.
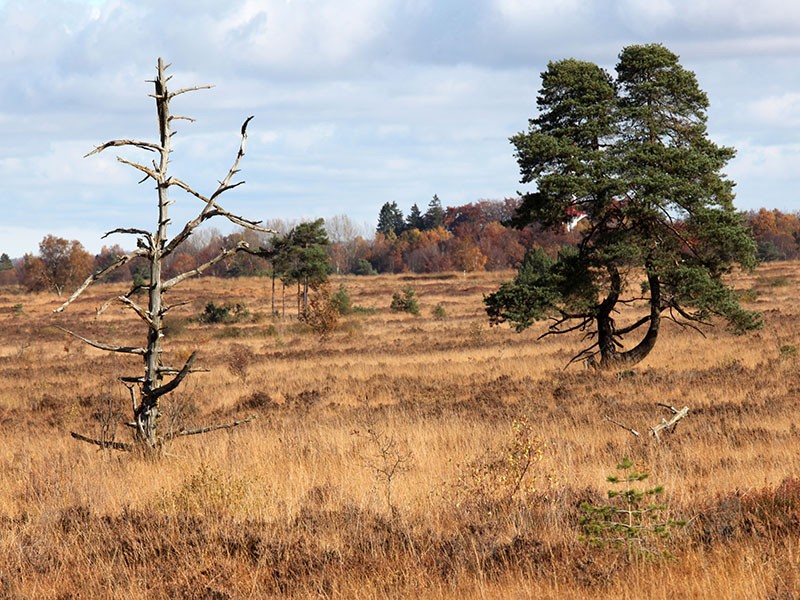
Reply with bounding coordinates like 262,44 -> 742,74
284,219 -> 332,313
423,195 -> 445,230
0,253 -> 12,272
376,202 -> 405,235
405,203 -> 425,231
486,44 -> 761,368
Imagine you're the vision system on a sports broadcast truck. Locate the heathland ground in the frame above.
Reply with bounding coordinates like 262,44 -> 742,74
0,263 -> 798,598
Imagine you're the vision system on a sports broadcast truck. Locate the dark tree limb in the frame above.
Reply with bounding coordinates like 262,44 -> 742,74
70,431 -> 134,451
614,314 -> 651,337
604,415 -> 640,437
148,351 -> 198,400
84,139 -> 163,158
102,228 -> 153,244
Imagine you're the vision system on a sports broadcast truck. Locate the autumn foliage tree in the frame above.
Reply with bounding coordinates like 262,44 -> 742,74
746,208 -> 800,261
19,235 -> 93,295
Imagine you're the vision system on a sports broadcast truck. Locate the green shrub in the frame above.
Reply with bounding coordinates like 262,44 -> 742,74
351,305 -> 377,315
199,301 -> 248,324
354,259 -> 377,276
331,284 -> 352,315
390,286 -> 419,315
432,303 -> 446,319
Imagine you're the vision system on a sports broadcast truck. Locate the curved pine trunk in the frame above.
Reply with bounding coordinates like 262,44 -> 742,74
597,271 -> 662,369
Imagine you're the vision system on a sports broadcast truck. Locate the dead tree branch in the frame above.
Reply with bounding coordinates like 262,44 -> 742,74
56,326 -> 146,355
70,431 -> 134,452
54,247 -> 149,313
162,242 -> 248,290
148,351 -> 198,401
651,404 -> 689,440
163,415 -> 257,441
604,403 -> 690,442
604,415 -> 640,437
56,58 -> 265,451
84,139 -> 163,158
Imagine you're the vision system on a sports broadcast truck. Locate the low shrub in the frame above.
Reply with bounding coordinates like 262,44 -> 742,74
390,286 -> 419,315
331,284 -> 352,315
432,303 -> 447,319
199,301 -> 249,324
300,285 -> 340,338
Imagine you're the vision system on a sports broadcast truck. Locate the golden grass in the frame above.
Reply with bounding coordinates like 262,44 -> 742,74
0,264 -> 799,598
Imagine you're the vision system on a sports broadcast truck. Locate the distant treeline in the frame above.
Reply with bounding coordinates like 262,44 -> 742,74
1,201 -> 798,294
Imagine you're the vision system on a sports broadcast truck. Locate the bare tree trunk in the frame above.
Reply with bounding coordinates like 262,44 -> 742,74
271,271 -> 276,315
130,59 -> 172,447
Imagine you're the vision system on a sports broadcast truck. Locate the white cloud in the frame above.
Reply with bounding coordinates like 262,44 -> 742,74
493,0 -> 581,20
748,93 -> 800,127
215,0 -> 391,71
731,141 -> 800,180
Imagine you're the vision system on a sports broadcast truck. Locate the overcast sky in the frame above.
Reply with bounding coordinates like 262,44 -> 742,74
1,0 -> 799,257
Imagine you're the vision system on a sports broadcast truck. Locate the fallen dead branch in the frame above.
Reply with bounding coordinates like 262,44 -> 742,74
605,403 -> 690,442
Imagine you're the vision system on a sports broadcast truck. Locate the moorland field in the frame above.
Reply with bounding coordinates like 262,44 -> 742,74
0,263 -> 798,598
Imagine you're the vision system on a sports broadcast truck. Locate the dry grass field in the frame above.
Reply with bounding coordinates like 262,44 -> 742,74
0,262 -> 798,599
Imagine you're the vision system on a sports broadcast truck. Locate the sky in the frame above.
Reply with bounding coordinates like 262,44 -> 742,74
1,0 -> 799,258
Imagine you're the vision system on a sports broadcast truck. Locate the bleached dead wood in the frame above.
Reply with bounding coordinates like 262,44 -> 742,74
55,58 -> 268,451
650,403 -> 689,440
604,415 -> 640,437
605,403 -> 690,442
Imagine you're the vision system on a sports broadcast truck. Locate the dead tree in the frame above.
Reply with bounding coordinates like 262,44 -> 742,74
54,58 -> 272,451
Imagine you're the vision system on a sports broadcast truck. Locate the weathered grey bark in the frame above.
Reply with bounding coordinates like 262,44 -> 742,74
55,58 -> 272,451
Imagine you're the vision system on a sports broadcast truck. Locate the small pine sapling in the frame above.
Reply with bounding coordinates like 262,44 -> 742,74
580,457 -> 684,560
